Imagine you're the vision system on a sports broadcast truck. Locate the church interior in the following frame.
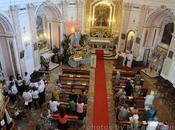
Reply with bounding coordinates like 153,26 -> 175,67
0,0 -> 175,130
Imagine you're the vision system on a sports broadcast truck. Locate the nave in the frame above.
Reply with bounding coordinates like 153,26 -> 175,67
1,50 -> 175,130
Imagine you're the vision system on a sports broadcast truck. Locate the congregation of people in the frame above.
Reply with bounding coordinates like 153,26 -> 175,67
1,69 -> 89,130
2,72 -> 46,110
113,69 -> 169,130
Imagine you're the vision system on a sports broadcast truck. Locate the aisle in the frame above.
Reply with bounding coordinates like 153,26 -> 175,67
93,50 -> 109,130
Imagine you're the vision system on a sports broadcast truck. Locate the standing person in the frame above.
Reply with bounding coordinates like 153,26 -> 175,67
113,71 -> 120,86
49,97 -> 61,113
69,95 -> 76,115
121,51 -> 127,66
22,88 -> 32,110
8,82 -> 18,104
76,98 -> 84,120
126,51 -> 134,68
31,87 -> 41,109
134,71 -> 141,86
38,81 -> 46,104
52,107 -> 69,130
124,81 -> 133,96
16,75 -> 24,95
144,91 -> 155,109
23,72 -> 31,87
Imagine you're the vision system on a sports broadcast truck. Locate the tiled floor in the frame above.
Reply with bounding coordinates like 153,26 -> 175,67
12,59 -> 174,130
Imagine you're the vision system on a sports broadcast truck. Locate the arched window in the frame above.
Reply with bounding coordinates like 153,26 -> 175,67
161,23 -> 174,45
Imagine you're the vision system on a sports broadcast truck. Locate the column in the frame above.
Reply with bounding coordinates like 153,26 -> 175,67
27,3 -> 40,70
9,5 -> 26,74
118,3 -> 132,51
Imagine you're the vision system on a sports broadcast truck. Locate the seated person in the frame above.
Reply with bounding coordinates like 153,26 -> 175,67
157,122 -> 169,130
130,104 -> 139,114
115,89 -> 125,98
134,71 -> 141,86
118,104 -> 129,121
129,114 -> 140,130
146,107 -> 157,121
118,92 -> 126,106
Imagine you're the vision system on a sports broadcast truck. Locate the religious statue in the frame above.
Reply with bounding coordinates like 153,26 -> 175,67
73,31 -> 80,47
127,36 -> 134,51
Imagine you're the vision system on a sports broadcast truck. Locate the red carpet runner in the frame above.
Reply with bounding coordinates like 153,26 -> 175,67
93,50 -> 109,130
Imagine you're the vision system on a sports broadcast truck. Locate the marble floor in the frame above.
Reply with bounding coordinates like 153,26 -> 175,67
12,59 -> 174,130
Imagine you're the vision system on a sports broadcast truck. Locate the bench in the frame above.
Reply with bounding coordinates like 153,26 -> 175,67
61,81 -> 89,86
61,84 -> 88,91
52,114 -> 78,122
59,76 -> 90,83
112,71 -> 136,77
60,102 -> 87,111
62,68 -> 90,75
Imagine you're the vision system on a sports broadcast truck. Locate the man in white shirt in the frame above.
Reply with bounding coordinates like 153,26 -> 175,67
31,87 -> 41,109
8,82 -> 18,103
23,72 -> 31,86
49,97 -> 60,113
22,88 -> 32,110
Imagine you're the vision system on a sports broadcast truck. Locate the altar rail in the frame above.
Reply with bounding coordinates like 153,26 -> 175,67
88,37 -> 115,50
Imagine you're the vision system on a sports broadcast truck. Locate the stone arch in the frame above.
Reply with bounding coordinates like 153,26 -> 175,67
36,1 -> 62,19
35,1 -> 62,52
0,13 -> 18,78
144,6 -> 175,48
125,30 -> 135,52
0,13 -> 14,34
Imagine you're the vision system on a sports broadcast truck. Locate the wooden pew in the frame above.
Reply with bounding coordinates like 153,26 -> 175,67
59,76 -> 89,83
112,79 -> 128,84
60,102 -> 87,111
61,81 -> 89,86
62,68 -> 90,75
112,71 -> 136,77
61,84 -> 88,91
61,74 -> 90,79
112,76 -> 135,80
52,114 -> 78,122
